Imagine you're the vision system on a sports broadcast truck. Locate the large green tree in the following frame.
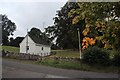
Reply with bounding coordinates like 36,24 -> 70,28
45,2 -> 82,49
9,37 -> 24,47
1,15 -> 16,45
68,2 -> 120,50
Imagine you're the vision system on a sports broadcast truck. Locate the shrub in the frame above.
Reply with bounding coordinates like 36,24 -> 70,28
82,46 -> 110,65
112,51 -> 120,66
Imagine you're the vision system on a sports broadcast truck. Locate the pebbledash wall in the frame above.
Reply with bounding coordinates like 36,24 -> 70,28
20,35 -> 51,56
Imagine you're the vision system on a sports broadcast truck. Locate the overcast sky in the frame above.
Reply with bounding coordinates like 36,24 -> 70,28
0,1 -> 67,38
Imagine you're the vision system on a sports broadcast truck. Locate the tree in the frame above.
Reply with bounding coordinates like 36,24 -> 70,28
9,37 -> 24,47
45,2 -> 81,49
102,20 -> 120,50
1,15 -> 16,45
9,37 -> 14,46
29,27 -> 42,37
51,43 -> 59,50
82,37 -> 96,50
68,2 -> 120,50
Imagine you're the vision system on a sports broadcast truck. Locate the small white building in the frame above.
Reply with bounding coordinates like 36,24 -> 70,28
20,33 -> 51,56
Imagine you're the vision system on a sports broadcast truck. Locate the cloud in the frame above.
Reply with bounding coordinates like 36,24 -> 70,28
0,0 -> 68,2
0,2 -> 66,38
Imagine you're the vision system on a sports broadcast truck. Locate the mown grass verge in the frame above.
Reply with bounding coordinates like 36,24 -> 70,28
51,50 -> 80,58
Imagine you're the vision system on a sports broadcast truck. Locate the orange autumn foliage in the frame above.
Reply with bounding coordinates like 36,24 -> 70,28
82,27 -> 89,36
82,37 -> 96,50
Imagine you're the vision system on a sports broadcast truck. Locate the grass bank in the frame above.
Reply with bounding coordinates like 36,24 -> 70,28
0,46 -> 19,53
38,58 -> 119,73
51,50 -> 80,58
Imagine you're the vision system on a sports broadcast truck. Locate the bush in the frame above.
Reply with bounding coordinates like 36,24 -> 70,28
82,46 -> 110,65
112,51 -> 120,66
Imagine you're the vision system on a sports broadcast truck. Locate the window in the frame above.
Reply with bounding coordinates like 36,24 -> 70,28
41,47 -> 43,50
26,46 -> 29,50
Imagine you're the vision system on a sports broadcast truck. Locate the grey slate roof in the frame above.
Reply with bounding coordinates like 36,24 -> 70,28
28,33 -> 50,46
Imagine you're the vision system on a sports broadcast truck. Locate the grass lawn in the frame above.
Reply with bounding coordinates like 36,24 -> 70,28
0,46 -> 20,53
0,46 -> 80,58
51,50 -> 80,58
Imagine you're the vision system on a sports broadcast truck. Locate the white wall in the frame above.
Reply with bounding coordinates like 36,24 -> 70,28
20,35 -> 51,56
20,35 -> 35,54
35,44 -> 51,56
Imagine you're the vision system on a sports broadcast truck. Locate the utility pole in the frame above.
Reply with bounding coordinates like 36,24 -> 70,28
77,28 -> 82,59
26,29 -> 28,54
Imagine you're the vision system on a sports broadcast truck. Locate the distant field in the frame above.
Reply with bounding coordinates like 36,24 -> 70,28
0,46 -> 20,53
0,46 -> 80,58
51,50 -> 80,58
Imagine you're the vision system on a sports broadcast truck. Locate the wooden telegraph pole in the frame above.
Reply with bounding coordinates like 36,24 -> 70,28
77,28 -> 82,59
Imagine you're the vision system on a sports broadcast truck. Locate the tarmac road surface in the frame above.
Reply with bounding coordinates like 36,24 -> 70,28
2,59 -> 119,78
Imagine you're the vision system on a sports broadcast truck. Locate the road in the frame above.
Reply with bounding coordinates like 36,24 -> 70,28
2,59 -> 119,78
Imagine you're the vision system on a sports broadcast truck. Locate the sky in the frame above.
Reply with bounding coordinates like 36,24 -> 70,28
0,0 -> 67,38
0,0 -> 118,38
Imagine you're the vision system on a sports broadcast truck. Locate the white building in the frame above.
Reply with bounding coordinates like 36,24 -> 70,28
20,33 -> 51,56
